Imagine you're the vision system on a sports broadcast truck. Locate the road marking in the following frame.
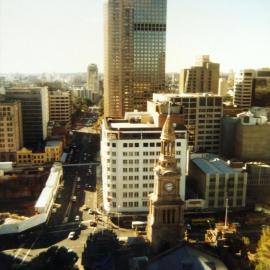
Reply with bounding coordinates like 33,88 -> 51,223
20,235 -> 40,265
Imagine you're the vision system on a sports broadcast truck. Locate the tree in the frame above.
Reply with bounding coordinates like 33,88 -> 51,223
29,246 -> 78,270
256,227 -> 270,270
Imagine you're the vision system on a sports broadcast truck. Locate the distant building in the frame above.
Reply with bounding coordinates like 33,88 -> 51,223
104,0 -> 167,118
6,87 -> 49,147
150,93 -> 223,153
0,100 -> 23,161
252,68 -> 270,106
101,111 -> 188,214
218,77 -> 228,96
49,90 -> 72,129
233,69 -> 256,110
86,64 -> 100,103
189,154 -> 247,209
16,140 -> 63,165
179,55 -> 220,94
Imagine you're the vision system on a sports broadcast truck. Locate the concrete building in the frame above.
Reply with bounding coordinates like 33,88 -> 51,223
104,0 -> 167,118
6,87 -> 49,147
49,90 -> 72,129
246,162 -> 270,206
218,77 -> 228,96
147,112 -> 184,251
252,68 -> 270,107
179,55 -> 220,94
101,111 -> 188,214
189,154 -> 247,209
233,69 -> 256,110
235,111 -> 270,161
16,140 -> 63,165
150,93 -> 223,153
0,100 -> 23,161
86,64 -> 100,103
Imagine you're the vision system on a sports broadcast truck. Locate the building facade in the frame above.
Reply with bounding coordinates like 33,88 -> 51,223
234,69 -> 255,109
104,0 -> 166,118
179,55 -> 220,94
16,140 -> 63,165
0,100 -> 23,161
189,154 -> 247,209
49,90 -> 72,129
147,113 -> 184,251
235,111 -> 270,161
6,87 -> 49,147
101,111 -> 187,214
150,93 -> 223,153
86,64 -> 100,103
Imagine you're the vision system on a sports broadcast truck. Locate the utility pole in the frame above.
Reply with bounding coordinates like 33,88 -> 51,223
224,197 -> 229,229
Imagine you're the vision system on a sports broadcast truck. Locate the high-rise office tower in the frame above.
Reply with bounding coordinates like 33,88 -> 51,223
104,0 -> 167,118
86,64 -> 100,103
0,100 -> 23,161
6,87 -> 49,147
179,55 -> 220,94
233,69 -> 255,110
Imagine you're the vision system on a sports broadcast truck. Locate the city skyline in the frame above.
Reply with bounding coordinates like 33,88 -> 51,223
1,0 -> 270,74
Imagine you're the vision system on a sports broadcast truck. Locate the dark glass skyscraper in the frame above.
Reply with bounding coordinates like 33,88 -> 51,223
104,0 -> 167,118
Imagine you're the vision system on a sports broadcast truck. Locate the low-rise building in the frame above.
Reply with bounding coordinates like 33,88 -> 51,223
189,154 -> 247,209
16,140 -> 63,165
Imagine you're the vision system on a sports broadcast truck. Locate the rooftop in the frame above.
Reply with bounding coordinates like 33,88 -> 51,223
192,157 -> 236,175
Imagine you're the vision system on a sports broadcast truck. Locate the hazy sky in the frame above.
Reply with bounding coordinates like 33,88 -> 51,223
1,0 -> 270,73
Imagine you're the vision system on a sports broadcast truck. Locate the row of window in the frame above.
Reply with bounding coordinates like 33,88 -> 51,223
108,183 -> 154,189
106,142 -> 182,148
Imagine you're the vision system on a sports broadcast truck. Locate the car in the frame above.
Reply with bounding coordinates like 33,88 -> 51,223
75,215 -> 80,222
72,196 -> 77,202
88,208 -> 93,215
77,184 -> 80,189
77,177 -> 81,182
68,231 -> 76,240
89,221 -> 97,227
79,223 -> 87,230
52,208 -> 57,213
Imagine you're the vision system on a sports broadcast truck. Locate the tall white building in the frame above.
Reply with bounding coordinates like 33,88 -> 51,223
101,111 -> 188,214
234,69 -> 255,109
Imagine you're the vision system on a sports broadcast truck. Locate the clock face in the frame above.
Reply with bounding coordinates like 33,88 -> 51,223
164,182 -> 174,192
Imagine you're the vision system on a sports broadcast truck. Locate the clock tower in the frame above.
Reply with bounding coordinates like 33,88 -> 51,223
147,109 -> 184,251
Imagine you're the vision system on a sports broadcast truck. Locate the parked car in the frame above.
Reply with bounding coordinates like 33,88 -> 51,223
68,231 -> 76,240
75,215 -> 80,222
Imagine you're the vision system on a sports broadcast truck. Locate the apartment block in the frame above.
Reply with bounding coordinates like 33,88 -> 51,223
189,154 -> 247,209
179,55 -> 220,94
0,100 -> 23,161
49,90 -> 72,129
150,93 -> 223,153
233,69 -> 255,110
6,87 -> 49,147
104,0 -> 167,118
101,111 -> 188,214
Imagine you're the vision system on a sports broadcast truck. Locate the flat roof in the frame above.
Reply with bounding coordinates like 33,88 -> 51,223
192,157 -> 236,175
46,140 -> 61,147
110,122 -> 156,129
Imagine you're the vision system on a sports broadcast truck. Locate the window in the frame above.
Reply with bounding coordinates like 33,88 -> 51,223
142,201 -> 147,207
134,184 -> 139,188
143,184 -> 148,188
123,192 -> 127,198
134,192 -> 139,197
134,202 -> 139,207
123,202 -> 127,207
129,192 -> 133,198
123,143 -> 127,147
128,202 -> 133,207
143,143 -> 148,147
